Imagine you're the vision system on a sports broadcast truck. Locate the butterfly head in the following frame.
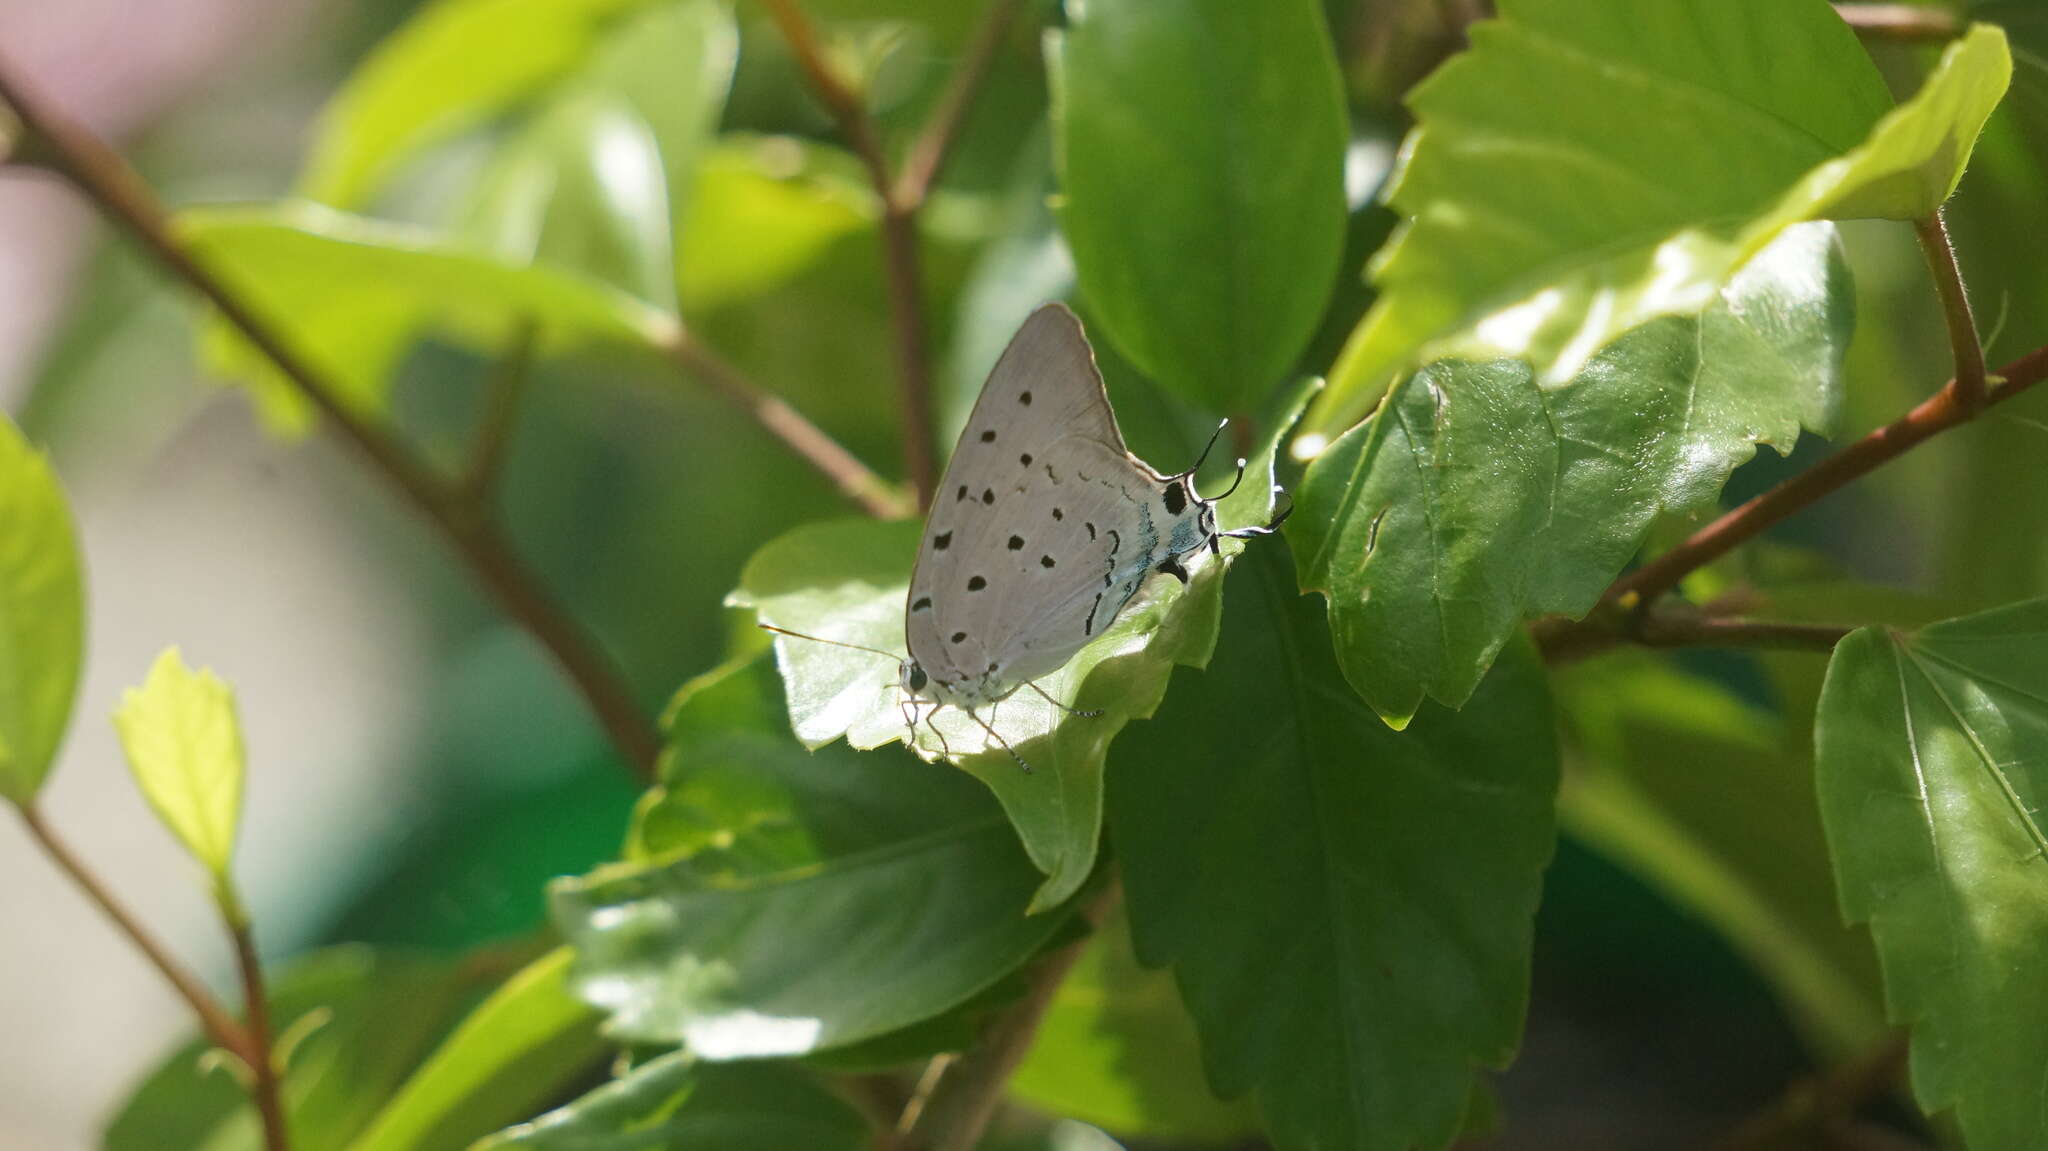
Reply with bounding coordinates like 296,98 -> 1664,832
901,659 -> 929,698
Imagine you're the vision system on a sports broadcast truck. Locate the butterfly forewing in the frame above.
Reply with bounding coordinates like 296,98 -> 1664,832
907,304 -> 1205,700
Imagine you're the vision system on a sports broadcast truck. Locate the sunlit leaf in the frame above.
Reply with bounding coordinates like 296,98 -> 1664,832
678,136 -> 875,314
1294,224 -> 1848,725
733,385 -> 1303,910
1817,599 -> 2048,1151
353,948 -> 607,1151
0,414 -> 82,804
113,648 -> 245,885
1053,0 -> 1347,412
553,652 -> 1070,1057
1110,545 -> 1557,1151
298,0 -> 664,208
1314,2 -> 2009,430
178,204 -> 679,432
479,1054 -> 865,1149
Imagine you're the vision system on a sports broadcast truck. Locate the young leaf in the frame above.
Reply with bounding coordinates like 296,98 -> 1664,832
353,948 -> 608,1151
298,0 -> 666,208
177,204 -> 679,432
1293,223 -> 1849,725
1053,0 -> 1346,413
552,652 -> 1070,1057
479,1054 -> 866,1150
1314,0 -> 2010,431
0,414 -> 83,805
1109,544 -> 1558,1151
1817,599 -> 2048,1151
113,648 -> 245,885
1556,651 -> 1886,1056
732,387 -> 1300,911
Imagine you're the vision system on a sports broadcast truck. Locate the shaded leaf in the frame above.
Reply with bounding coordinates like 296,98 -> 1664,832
480,1055 -> 865,1150
1294,223 -> 1850,725
113,648 -> 245,885
178,204 -> 678,432
0,414 -> 82,804
1053,0 -> 1347,412
298,0 -> 664,208
1817,599 -> 2048,1151
352,948 -> 607,1151
1110,544 -> 1558,1151
1315,2 -> 2009,430
553,652 -> 1069,1057
733,385 -> 1302,910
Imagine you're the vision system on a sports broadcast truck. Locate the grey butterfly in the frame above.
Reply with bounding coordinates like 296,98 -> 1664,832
771,302 -> 1285,769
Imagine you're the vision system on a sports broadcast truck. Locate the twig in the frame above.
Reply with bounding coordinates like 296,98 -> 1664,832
1718,1033 -> 1911,1150
900,878 -> 1123,1151
1915,211 -> 1989,412
661,334 -> 913,518
1597,342 -> 2048,612
462,319 -> 537,502
1834,4 -> 1961,42
15,805 -> 253,1063
1538,612 -> 1853,664
227,918 -> 290,1151
0,58 -> 662,782
894,0 -> 1023,209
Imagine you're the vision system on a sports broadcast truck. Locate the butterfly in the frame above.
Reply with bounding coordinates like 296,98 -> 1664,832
766,303 -> 1286,770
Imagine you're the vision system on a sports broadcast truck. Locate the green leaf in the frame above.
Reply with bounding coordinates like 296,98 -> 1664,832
178,204 -> 679,432
553,652 -> 1070,1057
1555,651 -> 1885,1056
1052,0 -> 1347,412
298,0 -> 664,208
1293,223 -> 1850,725
0,414 -> 83,804
732,385 -> 1303,911
677,136 -> 875,314
1009,908 -> 1259,1142
106,947 -> 482,1151
479,1055 -> 866,1150
352,948 -> 607,1151
1816,599 -> 2048,1151
1109,544 -> 1558,1151
1314,1 -> 2010,431
113,648 -> 245,885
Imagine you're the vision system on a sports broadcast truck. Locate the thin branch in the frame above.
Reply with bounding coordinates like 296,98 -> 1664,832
1718,1033 -> 1912,1150
900,878 -> 1123,1151
895,0 -> 1023,209
1538,611 -> 1853,664
1915,211 -> 1989,411
760,0 -> 940,508
227,917 -> 290,1151
0,59 -> 663,782
462,318 -> 538,502
1835,4 -> 1961,42
1599,342 -> 2048,612
661,334 -> 913,518
14,806 -> 257,1070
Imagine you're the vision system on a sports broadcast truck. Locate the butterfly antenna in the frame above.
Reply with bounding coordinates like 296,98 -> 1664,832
1217,484 -> 1294,538
1177,419 -> 1230,480
1211,457 -> 1251,501
757,623 -> 903,664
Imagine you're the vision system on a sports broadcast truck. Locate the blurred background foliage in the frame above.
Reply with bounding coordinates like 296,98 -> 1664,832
4,0 -> 2045,1147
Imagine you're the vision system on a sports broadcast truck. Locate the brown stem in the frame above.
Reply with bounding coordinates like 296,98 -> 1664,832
894,0 -> 1024,209
1915,211 -> 1988,411
760,0 -> 939,508
1718,1034 -> 1911,1150
14,807 -> 259,1076
1602,342 -> 2048,611
0,59 -> 662,782
1538,612 -> 1853,664
900,878 -> 1123,1150
661,334 -> 911,518
1834,4 -> 1961,42
462,318 -> 537,502
228,918 -> 291,1151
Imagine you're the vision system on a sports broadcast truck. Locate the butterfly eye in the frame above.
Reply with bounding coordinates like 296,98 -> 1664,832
907,664 -> 928,691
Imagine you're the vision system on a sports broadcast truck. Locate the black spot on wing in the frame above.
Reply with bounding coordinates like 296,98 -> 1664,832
1020,453 -> 1033,467
933,531 -> 952,550
1164,482 -> 1187,515
1008,535 -> 1024,550
1053,507 -> 1064,521
951,631 -> 967,644
912,596 -> 932,611
1019,390 -> 1032,405
967,575 -> 987,591
1041,555 -> 1057,569
981,488 -> 995,505
980,429 -> 997,443
1084,521 -> 1095,539
956,485 -> 968,502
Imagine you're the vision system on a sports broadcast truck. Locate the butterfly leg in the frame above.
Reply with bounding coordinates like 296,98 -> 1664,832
1025,679 -> 1103,718
922,704 -> 954,761
964,708 -> 1031,773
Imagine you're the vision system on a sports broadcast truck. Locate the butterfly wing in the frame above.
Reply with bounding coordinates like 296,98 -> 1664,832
907,304 -> 1204,696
